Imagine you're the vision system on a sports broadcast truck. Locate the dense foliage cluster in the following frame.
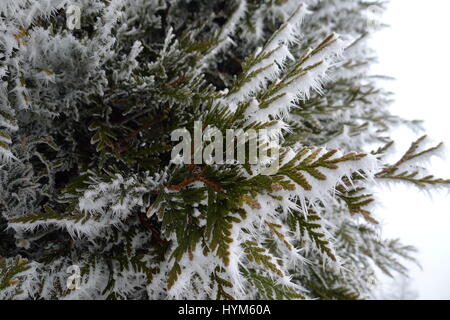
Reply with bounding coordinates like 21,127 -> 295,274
1,0 -> 449,299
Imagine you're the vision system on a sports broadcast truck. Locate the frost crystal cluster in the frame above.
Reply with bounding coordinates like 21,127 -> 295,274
1,0 -> 449,300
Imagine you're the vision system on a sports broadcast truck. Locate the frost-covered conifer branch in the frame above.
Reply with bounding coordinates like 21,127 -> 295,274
376,136 -> 450,188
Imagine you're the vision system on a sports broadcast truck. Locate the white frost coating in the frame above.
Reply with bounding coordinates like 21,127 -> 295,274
271,0 -> 314,21
162,141 -> 380,299
0,0 -> 69,28
264,4 -> 310,52
281,147 -> 379,207
0,259 -> 41,300
244,34 -> 346,132
224,44 -> 292,110
62,262 -> 109,300
0,148 -> 17,163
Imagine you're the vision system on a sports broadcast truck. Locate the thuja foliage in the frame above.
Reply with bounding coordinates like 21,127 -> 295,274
1,0 -> 449,300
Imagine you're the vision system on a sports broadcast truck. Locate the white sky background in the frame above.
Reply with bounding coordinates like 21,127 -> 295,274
370,0 -> 450,299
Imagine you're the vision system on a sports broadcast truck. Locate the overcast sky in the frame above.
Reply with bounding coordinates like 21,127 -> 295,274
371,0 -> 450,299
